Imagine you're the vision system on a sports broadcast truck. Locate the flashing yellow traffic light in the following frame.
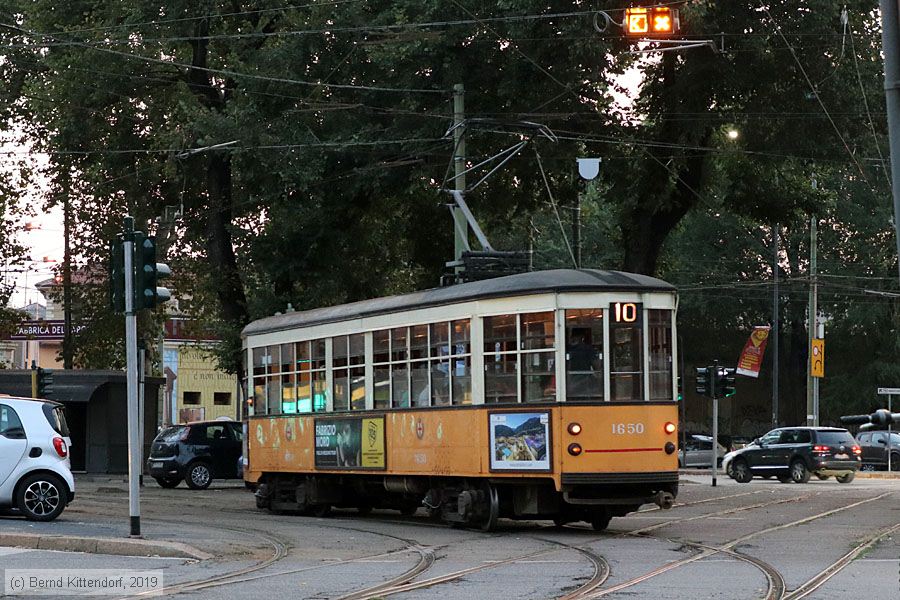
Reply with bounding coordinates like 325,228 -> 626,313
625,7 -> 650,34
625,6 -> 680,36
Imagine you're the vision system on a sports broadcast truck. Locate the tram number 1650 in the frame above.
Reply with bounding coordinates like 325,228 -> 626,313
611,423 -> 645,435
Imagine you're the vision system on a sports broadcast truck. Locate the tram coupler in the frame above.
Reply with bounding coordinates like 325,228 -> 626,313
653,491 -> 675,510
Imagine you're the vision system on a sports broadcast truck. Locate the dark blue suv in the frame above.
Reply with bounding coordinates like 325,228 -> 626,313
726,427 -> 860,484
147,421 -> 243,490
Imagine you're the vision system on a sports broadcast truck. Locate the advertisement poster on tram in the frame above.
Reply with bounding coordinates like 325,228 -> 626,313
314,416 -> 385,469
489,412 -> 551,471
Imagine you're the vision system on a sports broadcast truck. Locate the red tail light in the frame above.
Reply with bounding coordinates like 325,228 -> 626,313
53,436 -> 68,458
852,445 -> 862,455
813,445 -> 830,453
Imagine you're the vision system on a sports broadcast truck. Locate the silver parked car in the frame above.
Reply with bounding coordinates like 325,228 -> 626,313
678,435 -> 728,468
0,397 -> 75,521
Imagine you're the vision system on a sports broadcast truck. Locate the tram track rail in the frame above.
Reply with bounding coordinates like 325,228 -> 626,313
581,491 -> 893,600
72,484 -> 897,600
782,521 -> 900,600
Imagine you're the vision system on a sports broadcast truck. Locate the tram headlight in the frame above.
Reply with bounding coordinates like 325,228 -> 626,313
568,443 -> 583,456
664,422 -> 676,435
567,422 -> 582,435
664,442 -> 676,454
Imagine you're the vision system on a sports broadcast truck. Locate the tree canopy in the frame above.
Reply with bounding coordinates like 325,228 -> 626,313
0,1 -> 896,427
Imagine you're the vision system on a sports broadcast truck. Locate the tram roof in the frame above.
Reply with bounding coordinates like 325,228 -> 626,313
242,269 -> 675,338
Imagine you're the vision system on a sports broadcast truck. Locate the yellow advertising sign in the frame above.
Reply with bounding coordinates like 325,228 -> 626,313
361,417 -> 386,468
810,338 -> 825,378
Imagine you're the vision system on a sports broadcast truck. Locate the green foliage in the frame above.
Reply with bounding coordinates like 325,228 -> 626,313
0,0 -> 896,431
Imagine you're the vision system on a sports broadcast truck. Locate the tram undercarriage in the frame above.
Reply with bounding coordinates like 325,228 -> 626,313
253,473 -> 677,531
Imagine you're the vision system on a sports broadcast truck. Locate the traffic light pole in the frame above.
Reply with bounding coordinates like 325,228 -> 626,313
711,360 -> 718,487
123,216 -> 141,537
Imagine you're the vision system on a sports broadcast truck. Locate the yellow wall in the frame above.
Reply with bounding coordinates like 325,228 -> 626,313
177,346 -> 238,421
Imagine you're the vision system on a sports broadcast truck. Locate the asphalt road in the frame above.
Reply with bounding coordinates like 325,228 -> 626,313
1,473 -> 899,599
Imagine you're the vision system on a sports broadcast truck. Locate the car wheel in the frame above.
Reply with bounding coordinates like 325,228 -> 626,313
836,472 -> 855,484
815,473 -> 830,481
154,477 -> 182,489
186,462 -> 213,490
16,473 -> 66,522
861,463 -> 876,472
890,454 -> 900,471
731,460 -> 753,483
790,460 -> 811,484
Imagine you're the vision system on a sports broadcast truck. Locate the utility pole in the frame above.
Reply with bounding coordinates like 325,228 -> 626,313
452,83 -> 467,267
123,216 -> 141,537
880,0 -> 900,283
711,359 -> 719,487
806,179 -> 818,427
772,223 -> 779,427
572,196 -> 582,268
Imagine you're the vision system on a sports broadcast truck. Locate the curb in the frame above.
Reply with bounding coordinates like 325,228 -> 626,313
679,469 -> 900,479
0,533 -> 212,560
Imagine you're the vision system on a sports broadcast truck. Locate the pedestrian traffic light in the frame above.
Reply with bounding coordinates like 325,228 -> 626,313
718,367 -> 737,398
109,236 -> 125,313
624,6 -> 680,36
134,234 -> 172,310
677,375 -> 683,401
36,367 -> 54,399
695,367 -> 710,397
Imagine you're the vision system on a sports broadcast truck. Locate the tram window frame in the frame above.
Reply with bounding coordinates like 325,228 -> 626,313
609,303 -> 644,402
294,339 -> 327,413
251,347 -> 267,415
332,334 -> 366,411
564,309 -> 605,402
647,309 -> 673,401
265,345 -> 282,415
484,312 -> 555,404
280,343 -> 297,414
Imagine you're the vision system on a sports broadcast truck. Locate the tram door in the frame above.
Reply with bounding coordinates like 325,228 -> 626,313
564,310 -> 604,401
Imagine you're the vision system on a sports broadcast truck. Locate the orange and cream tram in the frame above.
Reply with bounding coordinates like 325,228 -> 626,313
242,269 -> 679,531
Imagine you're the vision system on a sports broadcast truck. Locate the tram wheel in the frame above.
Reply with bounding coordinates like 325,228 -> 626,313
590,510 -> 611,532
399,503 -> 419,516
479,483 -> 500,532
308,504 -> 331,518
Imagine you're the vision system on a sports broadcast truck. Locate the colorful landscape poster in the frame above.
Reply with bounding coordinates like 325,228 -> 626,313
489,412 -> 550,471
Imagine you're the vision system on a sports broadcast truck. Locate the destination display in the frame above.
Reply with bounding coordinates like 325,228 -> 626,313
314,416 -> 385,470
489,411 -> 551,471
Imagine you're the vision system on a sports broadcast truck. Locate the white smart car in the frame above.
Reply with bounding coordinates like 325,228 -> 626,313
0,397 -> 75,521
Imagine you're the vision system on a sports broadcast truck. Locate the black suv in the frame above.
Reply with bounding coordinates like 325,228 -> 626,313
855,430 -> 900,471
727,427 -> 860,484
147,421 -> 243,490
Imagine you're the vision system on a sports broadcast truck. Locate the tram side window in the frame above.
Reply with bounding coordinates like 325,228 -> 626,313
390,327 -> 410,408
266,345 -> 282,415
521,312 -> 555,402
373,329 -> 390,410
280,343 -> 296,414
251,347 -> 267,415
410,324 -> 430,407
348,334 -> 365,409
333,336 -> 350,411
565,310 -> 604,401
648,310 -> 673,401
295,339 -> 327,413
484,315 -> 518,403
610,303 -> 643,402
451,319 -> 472,405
